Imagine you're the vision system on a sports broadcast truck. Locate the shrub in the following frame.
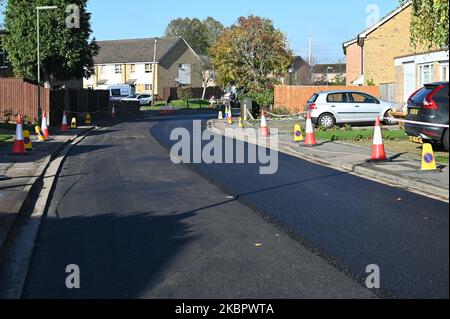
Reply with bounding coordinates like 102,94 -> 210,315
247,89 -> 274,108
271,106 -> 291,115
177,86 -> 193,106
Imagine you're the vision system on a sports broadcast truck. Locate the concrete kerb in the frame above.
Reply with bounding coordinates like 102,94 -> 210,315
0,128 -> 94,266
0,115 -> 140,298
208,120 -> 449,202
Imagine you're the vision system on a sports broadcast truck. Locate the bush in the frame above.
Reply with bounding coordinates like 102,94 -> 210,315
177,87 -> 193,103
270,106 -> 291,115
247,89 -> 274,108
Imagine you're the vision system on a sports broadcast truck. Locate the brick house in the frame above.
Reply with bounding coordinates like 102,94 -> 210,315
343,0 -> 448,104
311,63 -> 346,85
84,36 -> 203,98
284,56 -> 311,85
342,38 -> 362,86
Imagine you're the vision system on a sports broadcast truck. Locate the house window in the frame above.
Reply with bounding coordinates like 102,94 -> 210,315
115,64 -> 122,74
101,65 -> 107,74
145,84 -> 152,91
130,64 -> 136,73
145,64 -> 152,73
440,62 -> 449,82
418,63 -> 434,87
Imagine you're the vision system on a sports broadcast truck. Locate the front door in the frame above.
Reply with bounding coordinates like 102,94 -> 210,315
403,62 -> 416,103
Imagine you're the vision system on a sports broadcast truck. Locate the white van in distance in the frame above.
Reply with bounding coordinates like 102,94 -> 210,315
97,84 -> 136,102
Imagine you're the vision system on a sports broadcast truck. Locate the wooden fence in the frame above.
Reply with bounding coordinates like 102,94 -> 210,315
274,85 -> 381,113
0,78 -> 50,123
1,78 -> 109,125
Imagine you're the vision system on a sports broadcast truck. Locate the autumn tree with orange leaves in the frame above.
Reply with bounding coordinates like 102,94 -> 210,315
210,15 -> 292,106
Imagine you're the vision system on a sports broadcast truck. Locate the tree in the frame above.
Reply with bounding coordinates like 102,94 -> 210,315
198,55 -> 215,99
203,17 -> 224,48
210,15 -> 293,106
177,86 -> 193,107
165,17 -> 223,56
400,0 -> 449,49
2,0 -> 98,88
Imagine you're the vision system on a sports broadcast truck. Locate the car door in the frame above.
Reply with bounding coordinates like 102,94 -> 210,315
326,93 -> 354,123
350,92 -> 381,122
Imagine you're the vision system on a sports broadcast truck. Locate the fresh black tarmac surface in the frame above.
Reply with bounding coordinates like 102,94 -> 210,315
150,112 -> 448,299
22,113 -> 375,299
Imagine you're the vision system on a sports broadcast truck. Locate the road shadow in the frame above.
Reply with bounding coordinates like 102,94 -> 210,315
23,211 -> 196,299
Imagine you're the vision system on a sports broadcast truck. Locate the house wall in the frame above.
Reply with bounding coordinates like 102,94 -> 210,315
84,62 -> 155,94
158,40 -> 202,99
394,50 -> 449,104
363,5 -> 415,86
345,42 -> 362,85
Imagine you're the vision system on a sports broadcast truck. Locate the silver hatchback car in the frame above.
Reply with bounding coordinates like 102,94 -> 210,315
306,90 -> 397,128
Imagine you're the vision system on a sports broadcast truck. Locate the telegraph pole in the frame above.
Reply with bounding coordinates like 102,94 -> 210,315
151,37 -> 158,108
308,25 -> 313,84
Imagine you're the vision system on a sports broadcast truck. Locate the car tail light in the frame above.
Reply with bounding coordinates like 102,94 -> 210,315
308,103 -> 317,110
423,85 -> 445,110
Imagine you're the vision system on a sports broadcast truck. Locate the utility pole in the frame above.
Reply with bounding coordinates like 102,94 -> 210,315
308,25 -> 313,85
308,25 -> 312,66
151,37 -> 158,108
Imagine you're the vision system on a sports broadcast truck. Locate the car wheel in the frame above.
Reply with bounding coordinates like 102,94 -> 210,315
318,113 -> 335,129
383,110 -> 397,125
443,129 -> 449,152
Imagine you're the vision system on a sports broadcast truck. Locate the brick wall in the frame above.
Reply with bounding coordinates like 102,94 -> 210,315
345,42 -> 362,85
364,6 -> 415,85
158,40 -> 202,99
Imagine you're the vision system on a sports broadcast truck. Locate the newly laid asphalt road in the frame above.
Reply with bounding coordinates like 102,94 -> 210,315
22,111 -> 448,298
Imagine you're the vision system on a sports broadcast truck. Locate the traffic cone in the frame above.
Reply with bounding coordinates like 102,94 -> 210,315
41,111 -> 49,139
60,111 -> 69,132
421,143 -> 437,171
227,107 -> 233,124
12,115 -> 25,154
304,112 -> 317,146
238,117 -> 244,128
85,113 -> 92,125
260,110 -> 269,137
71,117 -> 77,129
35,126 -> 46,142
23,130 -> 33,151
112,106 -> 116,118
218,111 -> 223,120
294,123 -> 304,142
371,116 -> 387,161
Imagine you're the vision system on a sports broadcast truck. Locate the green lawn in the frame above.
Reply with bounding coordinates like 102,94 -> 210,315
141,99 -> 211,111
0,134 -> 13,145
314,128 -> 408,142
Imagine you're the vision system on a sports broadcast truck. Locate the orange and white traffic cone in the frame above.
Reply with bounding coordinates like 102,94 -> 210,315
112,106 -> 116,118
260,110 -> 269,137
60,111 -> 69,132
41,110 -> 50,139
227,107 -> 233,124
304,112 -> 317,146
371,116 -> 387,161
12,115 -> 26,155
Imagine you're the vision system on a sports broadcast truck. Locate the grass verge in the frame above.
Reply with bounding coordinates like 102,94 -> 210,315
141,99 -> 211,111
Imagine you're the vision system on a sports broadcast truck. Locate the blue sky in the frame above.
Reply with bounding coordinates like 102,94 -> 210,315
1,0 -> 401,63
